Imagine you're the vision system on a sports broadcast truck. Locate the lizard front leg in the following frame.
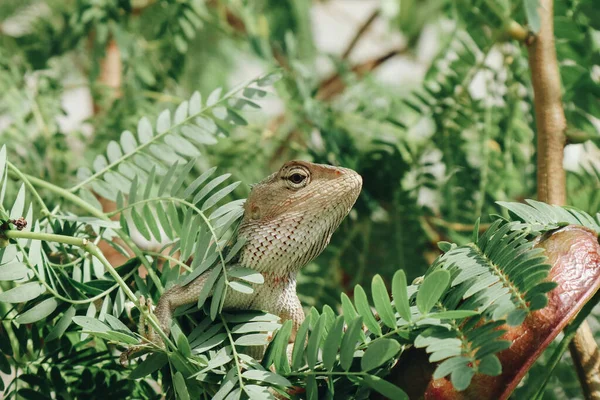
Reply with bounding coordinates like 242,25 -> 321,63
279,294 -> 305,343
149,270 -> 212,344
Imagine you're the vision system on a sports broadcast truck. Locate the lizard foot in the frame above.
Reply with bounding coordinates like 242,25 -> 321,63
120,296 -> 158,367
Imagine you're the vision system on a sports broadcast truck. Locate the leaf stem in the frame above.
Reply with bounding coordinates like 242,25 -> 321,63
144,250 -> 192,273
108,195 -> 236,288
221,315 -> 246,391
2,228 -> 175,350
9,232 -> 125,305
69,74 -> 269,193
18,172 -> 165,293
6,162 -> 50,217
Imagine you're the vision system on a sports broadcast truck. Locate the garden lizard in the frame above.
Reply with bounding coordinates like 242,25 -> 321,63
148,160 -> 362,345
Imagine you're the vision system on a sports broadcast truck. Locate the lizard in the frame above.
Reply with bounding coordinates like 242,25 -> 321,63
146,160 -> 362,347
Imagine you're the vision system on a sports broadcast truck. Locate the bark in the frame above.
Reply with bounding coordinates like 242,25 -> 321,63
528,0 -> 566,205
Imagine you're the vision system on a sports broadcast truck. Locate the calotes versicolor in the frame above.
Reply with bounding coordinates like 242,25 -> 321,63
145,161 -> 362,347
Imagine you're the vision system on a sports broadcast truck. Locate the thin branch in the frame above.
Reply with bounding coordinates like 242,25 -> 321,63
527,0 -> 600,397
316,47 -> 406,101
427,216 -> 491,232
341,9 -> 380,60
16,172 -> 164,293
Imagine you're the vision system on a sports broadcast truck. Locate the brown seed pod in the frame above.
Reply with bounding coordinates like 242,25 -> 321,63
391,225 -> 600,400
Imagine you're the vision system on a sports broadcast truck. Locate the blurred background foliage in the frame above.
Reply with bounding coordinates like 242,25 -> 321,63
0,0 -> 599,398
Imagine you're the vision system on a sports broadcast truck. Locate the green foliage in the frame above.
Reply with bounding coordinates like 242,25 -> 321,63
498,199 -> 600,234
1,0 -> 599,398
0,109 -> 576,397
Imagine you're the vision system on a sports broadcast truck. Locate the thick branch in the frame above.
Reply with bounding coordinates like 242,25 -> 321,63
527,0 -> 566,205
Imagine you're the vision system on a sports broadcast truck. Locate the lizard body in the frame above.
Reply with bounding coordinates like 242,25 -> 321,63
151,161 -> 362,344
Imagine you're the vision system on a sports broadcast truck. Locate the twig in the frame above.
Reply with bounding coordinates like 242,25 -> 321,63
527,0 -> 600,398
341,9 -> 380,60
426,216 -> 491,233
270,47 -> 406,165
316,48 -> 406,101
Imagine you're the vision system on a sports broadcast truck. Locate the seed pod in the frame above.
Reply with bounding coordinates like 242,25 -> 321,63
392,225 -> 600,400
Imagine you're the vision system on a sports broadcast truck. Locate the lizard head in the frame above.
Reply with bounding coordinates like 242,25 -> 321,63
239,161 -> 362,273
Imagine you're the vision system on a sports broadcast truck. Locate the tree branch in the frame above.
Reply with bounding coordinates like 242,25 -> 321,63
527,1 -> 600,397
341,9 -> 380,60
316,48 -> 406,101
528,1 -> 566,205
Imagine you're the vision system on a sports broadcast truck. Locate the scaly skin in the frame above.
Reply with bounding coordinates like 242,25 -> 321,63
151,161 -> 362,344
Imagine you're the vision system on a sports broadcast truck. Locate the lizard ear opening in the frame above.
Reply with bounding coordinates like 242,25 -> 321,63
249,203 -> 261,220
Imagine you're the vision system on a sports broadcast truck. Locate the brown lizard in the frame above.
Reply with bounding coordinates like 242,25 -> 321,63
148,160 -> 362,346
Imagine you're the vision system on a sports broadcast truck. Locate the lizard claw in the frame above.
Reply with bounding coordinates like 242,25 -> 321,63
120,296 -> 162,367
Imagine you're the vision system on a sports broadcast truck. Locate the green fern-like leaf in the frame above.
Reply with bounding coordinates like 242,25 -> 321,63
498,199 -> 600,234
440,219 -> 556,324
72,73 -> 279,202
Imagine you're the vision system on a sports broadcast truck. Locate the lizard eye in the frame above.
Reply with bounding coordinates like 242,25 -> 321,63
289,173 -> 306,184
285,168 -> 310,189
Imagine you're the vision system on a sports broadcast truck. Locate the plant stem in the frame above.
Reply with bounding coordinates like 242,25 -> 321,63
506,20 -> 529,42
7,162 -> 50,217
528,1 -> 567,206
3,229 -> 175,350
341,9 -> 380,60
8,231 -> 125,305
144,250 -> 192,273
18,172 -> 164,293
221,316 -> 246,391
